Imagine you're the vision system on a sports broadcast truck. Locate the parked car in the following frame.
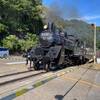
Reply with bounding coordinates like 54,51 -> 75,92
0,47 -> 9,58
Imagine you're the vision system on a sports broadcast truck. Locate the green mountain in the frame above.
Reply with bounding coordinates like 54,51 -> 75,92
64,20 -> 94,48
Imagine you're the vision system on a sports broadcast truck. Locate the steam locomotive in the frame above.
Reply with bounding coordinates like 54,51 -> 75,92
26,23 -> 88,71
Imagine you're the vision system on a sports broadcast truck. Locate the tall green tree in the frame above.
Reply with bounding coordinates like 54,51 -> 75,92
0,0 -> 43,38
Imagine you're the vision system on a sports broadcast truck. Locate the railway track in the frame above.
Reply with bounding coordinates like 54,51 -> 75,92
0,69 -> 55,96
0,64 -> 72,86
0,70 -> 46,86
0,70 -> 33,78
0,63 -> 91,86
0,66 -> 77,98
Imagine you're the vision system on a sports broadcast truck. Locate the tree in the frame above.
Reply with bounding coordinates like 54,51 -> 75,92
2,35 -> 18,52
0,0 -> 43,36
2,33 -> 38,53
20,33 -> 38,51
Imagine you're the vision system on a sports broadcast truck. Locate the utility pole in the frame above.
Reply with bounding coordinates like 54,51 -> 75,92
91,23 -> 96,64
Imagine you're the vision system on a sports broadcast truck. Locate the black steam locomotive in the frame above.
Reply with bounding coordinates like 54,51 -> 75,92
26,23 -> 88,71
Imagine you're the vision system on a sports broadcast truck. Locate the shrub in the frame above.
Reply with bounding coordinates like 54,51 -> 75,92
3,35 -> 18,51
2,33 -> 38,54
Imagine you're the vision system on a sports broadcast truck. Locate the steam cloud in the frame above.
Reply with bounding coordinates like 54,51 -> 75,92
48,0 -> 81,20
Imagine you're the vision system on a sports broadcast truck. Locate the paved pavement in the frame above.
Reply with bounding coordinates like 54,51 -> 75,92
13,65 -> 100,100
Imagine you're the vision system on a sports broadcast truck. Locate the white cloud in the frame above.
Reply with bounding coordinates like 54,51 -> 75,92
79,15 -> 100,20
67,15 -> 100,21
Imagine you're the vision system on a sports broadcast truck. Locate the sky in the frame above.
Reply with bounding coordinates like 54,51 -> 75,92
43,0 -> 100,26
